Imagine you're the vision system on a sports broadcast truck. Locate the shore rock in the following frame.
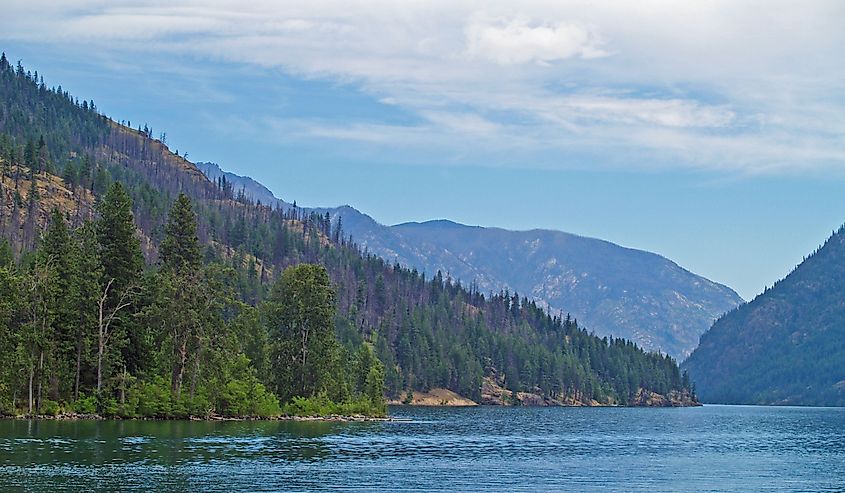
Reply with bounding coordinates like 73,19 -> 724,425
631,389 -> 700,407
387,388 -> 478,406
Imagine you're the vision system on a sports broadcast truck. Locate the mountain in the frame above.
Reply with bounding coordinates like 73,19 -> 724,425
385,219 -> 742,358
200,166 -> 742,358
195,162 -> 289,210
0,55 -> 696,407
683,227 -> 845,406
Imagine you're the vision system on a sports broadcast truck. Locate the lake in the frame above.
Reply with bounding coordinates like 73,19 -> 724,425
2,405 -> 844,492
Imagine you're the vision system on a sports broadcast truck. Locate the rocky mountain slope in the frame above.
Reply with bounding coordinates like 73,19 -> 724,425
683,226 -> 845,406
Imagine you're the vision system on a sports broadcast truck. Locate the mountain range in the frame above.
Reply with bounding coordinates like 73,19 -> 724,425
197,162 -> 743,358
684,226 -> 845,406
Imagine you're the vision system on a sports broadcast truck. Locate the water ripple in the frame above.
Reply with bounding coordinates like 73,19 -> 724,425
1,405 -> 844,492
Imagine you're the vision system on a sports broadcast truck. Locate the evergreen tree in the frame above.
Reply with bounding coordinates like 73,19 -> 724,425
155,195 -> 204,399
97,182 -> 143,291
160,193 -> 200,274
95,182 -> 143,374
0,239 -> 12,267
0,266 -> 21,413
265,264 -> 339,402
38,209 -> 79,399
71,221 -> 102,399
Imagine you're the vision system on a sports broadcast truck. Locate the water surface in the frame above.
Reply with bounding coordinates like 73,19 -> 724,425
2,405 -> 843,492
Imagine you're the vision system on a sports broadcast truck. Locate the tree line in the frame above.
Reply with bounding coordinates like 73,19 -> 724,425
0,185 -> 385,417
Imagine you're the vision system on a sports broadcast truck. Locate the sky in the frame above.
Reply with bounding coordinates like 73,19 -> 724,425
2,1 -> 845,300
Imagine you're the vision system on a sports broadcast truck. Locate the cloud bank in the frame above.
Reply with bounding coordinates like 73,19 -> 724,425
3,0 -> 844,174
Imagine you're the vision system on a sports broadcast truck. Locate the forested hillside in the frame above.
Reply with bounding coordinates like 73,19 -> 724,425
0,55 -> 695,415
200,162 -> 741,358
684,227 -> 845,406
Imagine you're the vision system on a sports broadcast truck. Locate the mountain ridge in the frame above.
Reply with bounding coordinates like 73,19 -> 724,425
197,162 -> 743,358
683,226 -> 845,406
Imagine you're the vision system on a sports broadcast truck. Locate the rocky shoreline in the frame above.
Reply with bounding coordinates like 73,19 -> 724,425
6,386 -> 699,421
388,379 -> 700,408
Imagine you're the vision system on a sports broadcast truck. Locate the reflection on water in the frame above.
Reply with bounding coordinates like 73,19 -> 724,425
2,406 -> 844,492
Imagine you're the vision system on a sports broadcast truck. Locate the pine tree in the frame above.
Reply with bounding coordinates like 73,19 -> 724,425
160,193 -> 200,274
97,183 -> 143,293
95,182 -> 143,374
71,221 -> 103,398
266,264 -> 338,402
0,265 -> 21,413
155,194 -> 204,399
39,209 -> 79,399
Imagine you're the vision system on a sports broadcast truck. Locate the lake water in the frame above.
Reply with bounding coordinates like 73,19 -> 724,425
2,405 -> 844,492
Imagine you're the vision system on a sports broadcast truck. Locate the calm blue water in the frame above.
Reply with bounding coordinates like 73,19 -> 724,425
1,405 -> 844,492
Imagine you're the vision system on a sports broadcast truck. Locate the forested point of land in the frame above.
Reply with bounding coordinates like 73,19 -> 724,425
0,54 -> 695,418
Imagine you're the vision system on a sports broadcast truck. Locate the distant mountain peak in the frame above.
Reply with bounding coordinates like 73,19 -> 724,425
395,219 -> 479,229
195,161 -> 289,209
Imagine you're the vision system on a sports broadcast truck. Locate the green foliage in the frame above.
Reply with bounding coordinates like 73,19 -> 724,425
0,239 -> 12,267
280,394 -> 386,418
131,376 -> 173,418
72,395 -> 97,414
97,396 -> 120,418
218,379 -> 280,418
40,399 -> 60,416
97,182 -> 146,375
97,182 -> 143,293
160,193 -> 201,274
265,264 -> 340,403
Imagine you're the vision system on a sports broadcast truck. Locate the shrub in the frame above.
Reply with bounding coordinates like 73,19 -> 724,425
251,383 -> 281,417
280,393 -> 386,417
133,376 -> 173,418
220,380 -> 250,417
98,396 -> 119,417
40,399 -> 61,416
72,395 -> 97,414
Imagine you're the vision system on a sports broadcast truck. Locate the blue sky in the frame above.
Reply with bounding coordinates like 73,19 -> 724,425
3,1 -> 845,300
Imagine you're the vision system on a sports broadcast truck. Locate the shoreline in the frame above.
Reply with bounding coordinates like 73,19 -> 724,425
0,413 -> 397,423
1,399 -> 700,423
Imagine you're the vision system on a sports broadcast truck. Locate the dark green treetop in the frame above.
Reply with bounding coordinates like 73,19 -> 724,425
160,193 -> 201,274
96,182 -> 143,291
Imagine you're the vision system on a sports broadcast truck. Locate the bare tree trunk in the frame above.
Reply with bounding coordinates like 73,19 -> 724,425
96,279 -> 133,394
97,339 -> 104,393
36,350 -> 43,413
189,352 -> 200,401
300,328 -> 309,396
172,334 -> 188,399
120,366 -> 127,406
28,364 -> 34,414
74,334 -> 82,399
98,288 -> 105,393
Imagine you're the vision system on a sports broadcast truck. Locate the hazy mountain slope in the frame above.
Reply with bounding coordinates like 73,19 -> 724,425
308,208 -> 742,357
196,162 -> 289,209
197,164 -> 741,358
388,220 -> 742,358
683,227 -> 845,406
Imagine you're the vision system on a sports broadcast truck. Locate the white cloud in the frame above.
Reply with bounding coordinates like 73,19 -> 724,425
2,0 -> 843,174
465,16 -> 607,65
553,97 -> 736,128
